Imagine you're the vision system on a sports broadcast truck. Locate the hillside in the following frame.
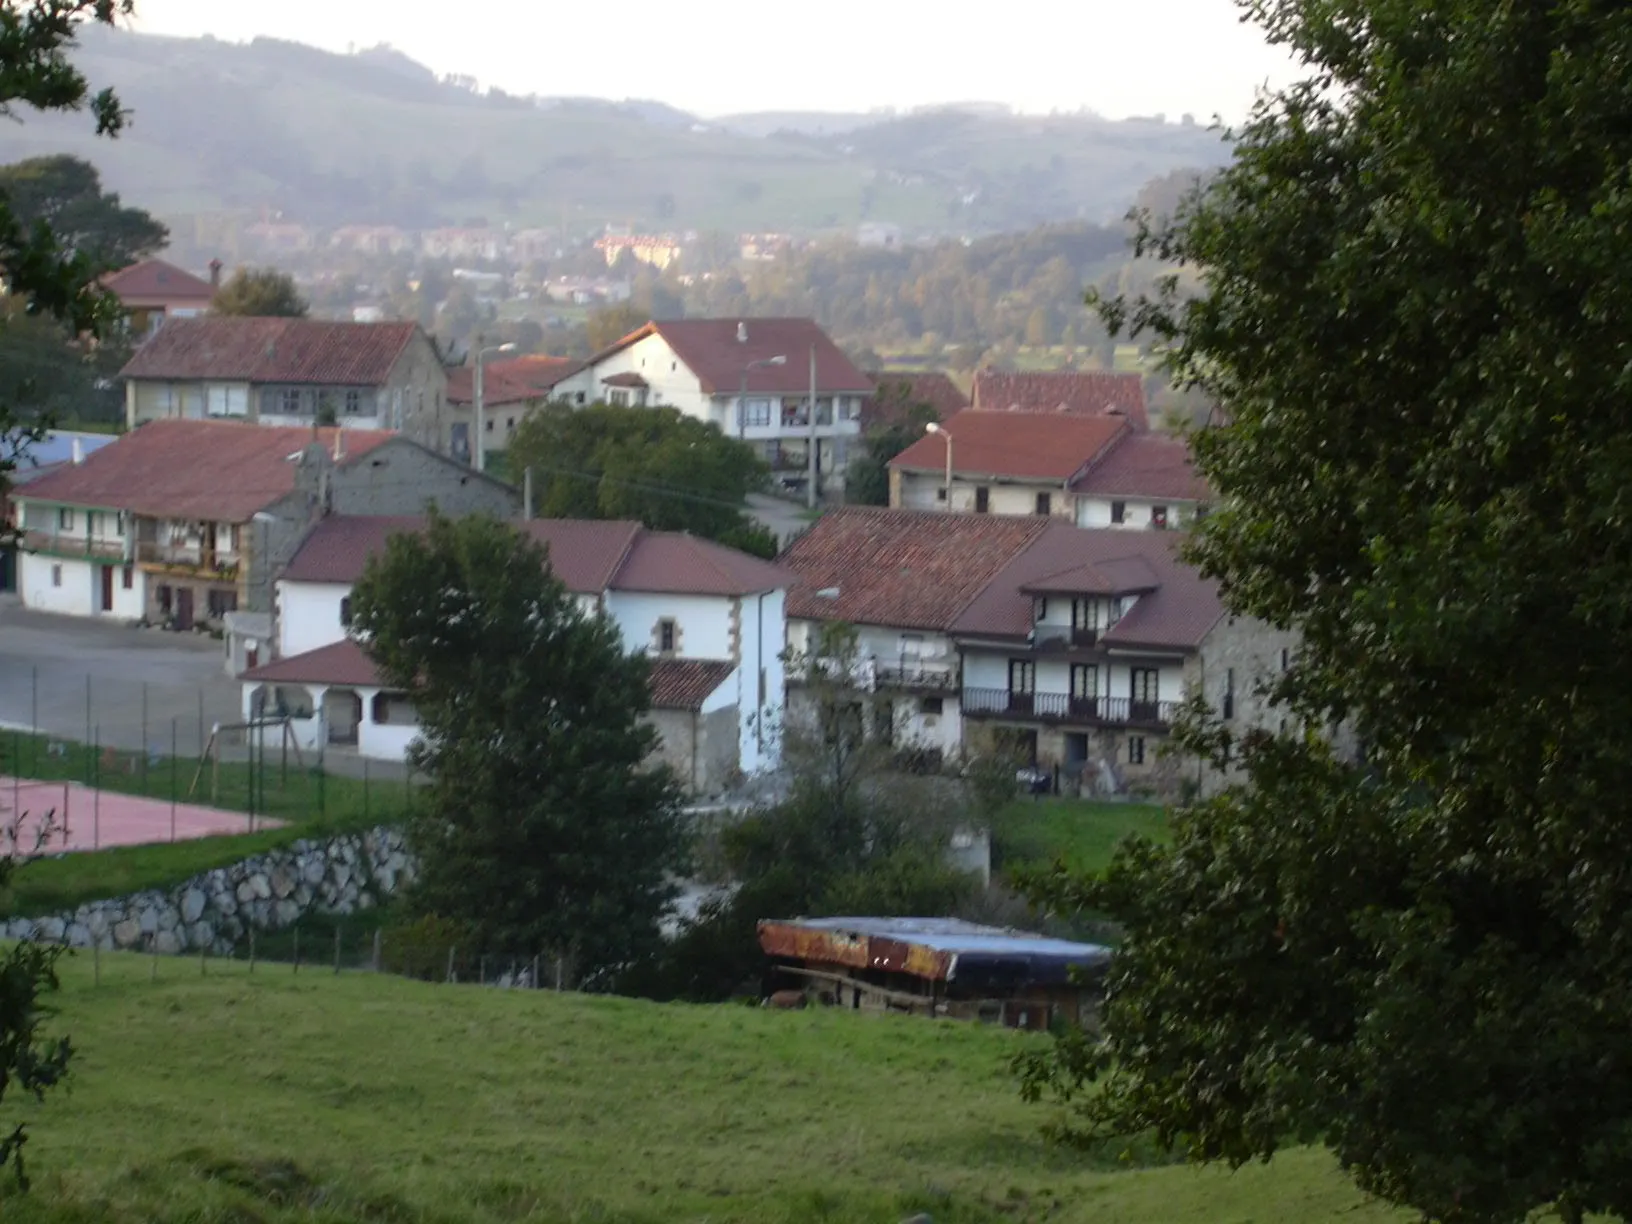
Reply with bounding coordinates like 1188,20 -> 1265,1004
0,27 -> 1232,236
4,953 -> 1406,1223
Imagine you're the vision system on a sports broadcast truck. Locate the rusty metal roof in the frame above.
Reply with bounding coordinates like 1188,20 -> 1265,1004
757,916 -> 1112,987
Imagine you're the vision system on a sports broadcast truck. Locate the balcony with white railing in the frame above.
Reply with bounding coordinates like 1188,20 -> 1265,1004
962,688 -> 1177,728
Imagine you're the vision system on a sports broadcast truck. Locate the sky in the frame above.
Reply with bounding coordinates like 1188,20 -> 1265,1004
126,0 -> 1300,122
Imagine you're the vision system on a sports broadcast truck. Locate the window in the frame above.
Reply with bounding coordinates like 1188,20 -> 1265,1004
344,389 -> 363,415
121,565 -> 133,590
1008,659 -> 1035,694
739,399 -> 772,428
50,564 -> 62,588
974,486 -> 990,514
280,388 -> 303,415
1281,648 -> 1290,671
658,618 -> 677,653
575,392 -> 586,405
1072,598 -> 1102,632
340,597 -> 353,628
1035,491 -> 1052,516
1152,504 -> 1170,530
1070,663 -> 1098,699
485,417 -> 494,432
1223,667 -> 1235,720
1128,735 -> 1146,765
207,589 -> 238,618
157,585 -> 172,613
608,389 -> 630,407
1110,500 -> 1127,524
899,633 -> 925,658
88,512 -> 102,536
1034,597 -> 1048,623
920,696 -> 944,716
57,508 -> 74,532
506,417 -> 516,433
114,512 -> 126,537
936,487 -> 947,502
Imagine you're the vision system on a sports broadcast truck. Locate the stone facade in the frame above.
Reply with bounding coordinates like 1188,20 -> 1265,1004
645,706 -> 741,797
0,827 -> 414,956
1189,613 -> 1302,797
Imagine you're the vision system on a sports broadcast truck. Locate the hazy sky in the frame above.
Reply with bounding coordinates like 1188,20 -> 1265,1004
127,0 -> 1299,121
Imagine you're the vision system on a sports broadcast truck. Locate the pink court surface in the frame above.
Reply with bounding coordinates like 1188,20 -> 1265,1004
0,776 -> 280,854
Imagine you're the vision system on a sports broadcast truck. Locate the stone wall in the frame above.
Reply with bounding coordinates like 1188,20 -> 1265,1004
0,827 -> 415,956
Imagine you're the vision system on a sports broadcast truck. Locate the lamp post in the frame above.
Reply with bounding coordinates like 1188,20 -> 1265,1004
926,421 -> 953,508
736,354 -> 787,440
473,341 -> 516,473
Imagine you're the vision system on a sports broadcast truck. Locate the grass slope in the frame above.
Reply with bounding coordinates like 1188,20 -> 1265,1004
991,799 -> 1168,876
4,955 -> 1402,1224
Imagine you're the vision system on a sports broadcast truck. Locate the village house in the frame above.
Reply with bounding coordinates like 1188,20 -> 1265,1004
10,420 -> 517,644
443,354 -> 583,458
100,258 -> 220,341
887,408 -> 1130,518
0,431 -> 118,593
119,317 -> 450,449
862,371 -> 969,428
238,514 -> 791,793
779,506 -> 1290,800
971,369 -> 1149,429
548,318 -> 874,496
1069,431 -> 1210,530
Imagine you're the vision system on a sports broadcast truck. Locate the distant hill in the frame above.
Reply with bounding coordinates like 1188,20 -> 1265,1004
0,27 -> 1233,236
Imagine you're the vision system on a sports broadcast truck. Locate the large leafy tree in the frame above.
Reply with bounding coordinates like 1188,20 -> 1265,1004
0,0 -> 137,1187
846,395 -> 938,507
350,511 -> 689,988
0,154 -> 166,269
1017,3 -> 1632,1223
509,402 -> 778,557
210,266 -> 308,317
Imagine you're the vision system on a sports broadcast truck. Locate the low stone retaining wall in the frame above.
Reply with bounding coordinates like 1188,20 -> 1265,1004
0,827 -> 415,956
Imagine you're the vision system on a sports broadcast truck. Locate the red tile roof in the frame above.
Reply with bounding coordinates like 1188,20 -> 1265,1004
647,658 -> 735,711
600,371 -> 649,389
1067,432 -> 1210,502
1019,555 -> 1160,596
593,319 -> 873,396
780,507 -> 1050,631
973,371 -> 1148,432
888,408 -> 1129,482
520,519 -> 645,593
615,531 -> 794,596
119,317 -> 423,386
242,638 -> 381,688
101,259 -> 216,305
15,420 -> 393,522
445,355 -> 580,406
953,521 -> 1222,648
862,371 -> 969,426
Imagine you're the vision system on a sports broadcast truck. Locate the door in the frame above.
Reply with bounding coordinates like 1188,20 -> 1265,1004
1007,659 -> 1035,714
175,587 -> 195,631
1130,667 -> 1159,722
99,564 -> 114,613
1070,663 -> 1098,717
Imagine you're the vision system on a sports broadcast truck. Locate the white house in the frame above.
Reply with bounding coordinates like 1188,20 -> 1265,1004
239,515 -> 791,794
1068,433 -> 1210,530
547,318 -> 874,496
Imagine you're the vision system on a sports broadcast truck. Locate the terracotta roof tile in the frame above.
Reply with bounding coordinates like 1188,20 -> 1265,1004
1019,555 -> 1160,596
862,371 -> 969,426
889,408 -> 1129,482
445,355 -> 580,406
591,318 -> 873,395
780,506 -> 1050,631
15,420 -> 393,522
1067,432 -> 1210,501
101,258 -> 216,304
647,658 -> 735,711
953,521 -> 1223,648
119,317 -> 423,386
241,638 -> 381,688
520,519 -> 644,592
973,371 -> 1148,431
614,531 -> 794,596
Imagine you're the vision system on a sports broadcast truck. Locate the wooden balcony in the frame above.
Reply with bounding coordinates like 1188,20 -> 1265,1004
873,660 -> 960,693
135,541 -> 241,580
963,688 -> 1176,728
21,531 -> 127,562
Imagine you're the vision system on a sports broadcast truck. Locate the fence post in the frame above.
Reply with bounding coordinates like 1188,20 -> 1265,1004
83,674 -> 90,778
200,942 -> 207,977
30,664 -> 38,774
92,725 -> 100,851
372,928 -> 382,973
141,682 -> 149,797
150,935 -> 158,982
93,942 -> 100,988
170,718 -> 178,842
333,926 -> 341,975
249,928 -> 256,974
363,758 -> 371,821
197,688 -> 205,759
293,926 -> 300,974
532,953 -> 540,990
446,945 -> 456,984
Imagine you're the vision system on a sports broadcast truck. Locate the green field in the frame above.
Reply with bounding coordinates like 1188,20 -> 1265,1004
0,953 -> 1402,1224
990,799 -> 1168,876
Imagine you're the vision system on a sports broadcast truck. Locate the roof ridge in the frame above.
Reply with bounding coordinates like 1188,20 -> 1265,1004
941,515 -> 1052,625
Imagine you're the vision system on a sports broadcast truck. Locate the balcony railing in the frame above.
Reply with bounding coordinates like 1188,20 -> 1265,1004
20,531 -> 127,561
963,688 -> 1176,728
874,661 -> 960,692
135,541 -> 241,579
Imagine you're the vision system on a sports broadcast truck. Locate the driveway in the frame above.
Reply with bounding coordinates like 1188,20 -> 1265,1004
747,493 -> 819,548
0,601 -> 242,756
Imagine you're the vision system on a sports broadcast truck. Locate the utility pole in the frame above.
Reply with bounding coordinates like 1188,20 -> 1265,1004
806,343 -> 819,510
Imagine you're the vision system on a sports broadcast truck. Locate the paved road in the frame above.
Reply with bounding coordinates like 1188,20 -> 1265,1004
0,601 -> 242,755
746,493 -> 817,548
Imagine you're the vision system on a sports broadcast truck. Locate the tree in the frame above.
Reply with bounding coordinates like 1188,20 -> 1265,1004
350,511 -> 688,987
210,267 -> 308,317
509,403 -> 777,557
0,154 -> 166,271
846,399 -> 938,507
584,302 -> 646,351
1017,4 -> 1632,1223
0,0 -> 139,1188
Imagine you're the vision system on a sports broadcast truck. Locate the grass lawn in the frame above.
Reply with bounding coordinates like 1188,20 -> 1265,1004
1,731 -> 415,918
990,798 -> 1169,876
1,954 -> 1404,1224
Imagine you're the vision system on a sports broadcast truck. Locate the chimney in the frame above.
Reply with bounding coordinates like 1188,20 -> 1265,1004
70,437 -> 83,465
209,259 -> 222,288
736,321 -> 747,343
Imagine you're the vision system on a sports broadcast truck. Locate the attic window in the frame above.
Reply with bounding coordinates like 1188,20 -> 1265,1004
1110,500 -> 1127,524
1152,505 -> 1170,529
658,618 -> 677,653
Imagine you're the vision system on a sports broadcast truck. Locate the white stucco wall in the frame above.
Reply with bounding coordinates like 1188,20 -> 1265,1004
605,591 -> 735,660
732,588 -> 786,773
19,554 -> 95,617
1074,496 -> 1197,530
277,580 -> 352,657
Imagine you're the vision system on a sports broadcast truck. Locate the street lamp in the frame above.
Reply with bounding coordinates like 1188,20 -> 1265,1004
737,355 -> 787,439
473,341 -> 516,473
926,421 -> 953,507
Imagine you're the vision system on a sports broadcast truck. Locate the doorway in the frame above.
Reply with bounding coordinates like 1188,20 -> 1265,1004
98,565 -> 114,613
175,587 -> 195,631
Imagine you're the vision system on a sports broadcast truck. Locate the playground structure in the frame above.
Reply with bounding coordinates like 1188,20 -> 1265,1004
189,716 -> 304,806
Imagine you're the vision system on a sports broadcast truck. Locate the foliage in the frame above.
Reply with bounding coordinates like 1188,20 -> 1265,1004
350,511 -> 688,988
583,301 -> 645,351
0,0 -> 140,1186
1019,2 -> 1632,1222
509,402 -> 775,555
631,624 -> 980,1000
0,154 -> 165,271
846,398 -> 938,506
0,298 -> 128,427
210,267 -> 308,317
988,798 -> 1167,876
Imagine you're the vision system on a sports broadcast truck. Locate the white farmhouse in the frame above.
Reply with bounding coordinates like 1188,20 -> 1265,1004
240,515 -> 791,794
